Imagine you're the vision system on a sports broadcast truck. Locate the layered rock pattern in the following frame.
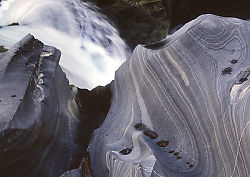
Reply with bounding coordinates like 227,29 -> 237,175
89,14 -> 250,177
0,34 -> 87,177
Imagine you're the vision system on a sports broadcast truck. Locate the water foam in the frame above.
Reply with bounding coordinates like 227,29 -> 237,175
0,0 -> 129,89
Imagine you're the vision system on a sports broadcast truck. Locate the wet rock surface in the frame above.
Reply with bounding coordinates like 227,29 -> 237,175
2,14 -> 250,177
0,34 -> 111,177
0,34 -> 84,177
89,14 -> 250,177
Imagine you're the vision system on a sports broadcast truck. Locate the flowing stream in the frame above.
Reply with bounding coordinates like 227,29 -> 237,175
0,0 -> 129,89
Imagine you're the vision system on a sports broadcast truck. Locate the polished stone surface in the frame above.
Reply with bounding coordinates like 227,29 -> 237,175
89,14 -> 250,177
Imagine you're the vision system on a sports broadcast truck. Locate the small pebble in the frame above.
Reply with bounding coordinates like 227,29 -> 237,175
143,130 -> 158,139
174,152 -> 179,156
157,140 -> 169,147
134,123 -> 147,131
169,150 -> 174,153
221,67 -> 232,75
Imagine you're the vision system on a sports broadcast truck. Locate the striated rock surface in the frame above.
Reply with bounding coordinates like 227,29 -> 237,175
0,34 -> 88,177
89,14 -> 250,177
0,34 -> 113,177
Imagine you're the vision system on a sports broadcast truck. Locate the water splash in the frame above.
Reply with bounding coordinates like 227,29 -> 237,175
0,0 -> 130,89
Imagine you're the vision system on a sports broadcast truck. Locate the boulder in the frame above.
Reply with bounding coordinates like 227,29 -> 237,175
0,34 -> 109,177
89,14 -> 250,177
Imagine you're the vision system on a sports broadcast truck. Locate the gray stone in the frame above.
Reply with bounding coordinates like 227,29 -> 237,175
0,34 -> 85,177
89,14 -> 250,177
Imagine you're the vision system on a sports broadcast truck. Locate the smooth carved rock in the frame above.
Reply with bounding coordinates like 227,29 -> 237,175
0,34 -> 113,177
0,34 -> 87,177
89,14 -> 250,177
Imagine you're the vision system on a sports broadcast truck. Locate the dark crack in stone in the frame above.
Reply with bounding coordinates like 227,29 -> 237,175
119,148 -> 132,155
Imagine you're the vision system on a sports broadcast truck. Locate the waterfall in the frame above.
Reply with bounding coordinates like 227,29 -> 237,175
0,0 -> 130,89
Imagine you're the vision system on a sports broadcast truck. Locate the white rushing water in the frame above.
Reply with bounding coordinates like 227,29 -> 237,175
0,0 -> 129,89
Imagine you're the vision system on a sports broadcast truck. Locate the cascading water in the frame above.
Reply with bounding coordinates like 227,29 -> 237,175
0,0 -> 130,89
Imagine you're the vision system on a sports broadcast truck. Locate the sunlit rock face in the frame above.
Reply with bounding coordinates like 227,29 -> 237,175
89,14 -> 250,177
0,34 -> 87,177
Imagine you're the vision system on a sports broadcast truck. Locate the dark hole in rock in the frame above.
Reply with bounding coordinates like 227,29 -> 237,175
19,99 -> 23,101
119,148 -> 132,155
169,150 -> 175,153
107,38 -> 112,45
157,140 -> 169,147
186,162 -> 190,164
144,39 -> 167,50
177,156 -> 182,159
231,60 -> 238,64
239,77 -> 248,83
189,165 -> 193,168
143,130 -> 158,139
7,22 -> 19,26
75,83 -> 112,131
222,67 -> 233,75
236,70 -> 250,84
11,95 -> 16,98
174,152 -> 179,156
134,123 -> 147,131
